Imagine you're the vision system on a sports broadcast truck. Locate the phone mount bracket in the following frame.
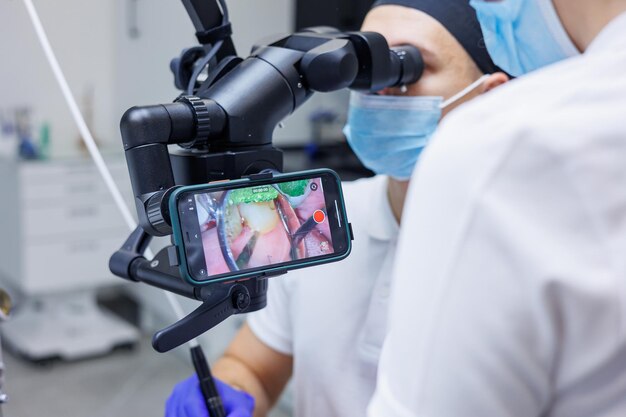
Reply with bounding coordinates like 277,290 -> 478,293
110,226 -> 274,352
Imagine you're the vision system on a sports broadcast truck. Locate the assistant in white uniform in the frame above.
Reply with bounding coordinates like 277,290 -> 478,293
249,175 -> 398,417
370,10 -> 626,417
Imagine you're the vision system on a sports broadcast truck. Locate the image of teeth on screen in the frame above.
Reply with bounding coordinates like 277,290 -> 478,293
194,178 -> 334,275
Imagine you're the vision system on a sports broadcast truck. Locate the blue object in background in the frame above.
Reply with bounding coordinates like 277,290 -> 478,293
0,111 -> 16,137
14,108 -> 39,160
18,136 -> 39,160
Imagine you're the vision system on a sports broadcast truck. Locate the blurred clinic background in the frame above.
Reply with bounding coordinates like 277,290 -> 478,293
0,0 -> 374,415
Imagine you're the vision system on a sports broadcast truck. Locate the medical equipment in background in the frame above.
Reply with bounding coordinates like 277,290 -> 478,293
0,158 -> 140,362
0,0 -> 140,363
109,0 -> 424,353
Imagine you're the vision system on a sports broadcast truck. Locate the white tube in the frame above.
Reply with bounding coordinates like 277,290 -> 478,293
22,0 -> 198,348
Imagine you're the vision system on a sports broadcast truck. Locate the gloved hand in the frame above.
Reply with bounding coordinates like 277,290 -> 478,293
165,374 -> 255,417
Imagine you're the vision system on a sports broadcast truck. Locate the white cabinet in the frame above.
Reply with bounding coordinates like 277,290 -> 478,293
0,157 -> 134,295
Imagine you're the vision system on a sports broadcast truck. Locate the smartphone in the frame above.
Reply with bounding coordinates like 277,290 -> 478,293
169,169 -> 353,285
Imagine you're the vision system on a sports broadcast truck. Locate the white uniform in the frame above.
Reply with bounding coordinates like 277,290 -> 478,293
247,175 -> 398,417
369,13 -> 626,417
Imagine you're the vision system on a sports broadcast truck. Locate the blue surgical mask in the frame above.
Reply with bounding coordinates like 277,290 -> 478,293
470,0 -> 579,77
344,75 -> 489,181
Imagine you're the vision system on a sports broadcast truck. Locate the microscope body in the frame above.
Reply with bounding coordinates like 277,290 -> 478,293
111,0 -> 424,352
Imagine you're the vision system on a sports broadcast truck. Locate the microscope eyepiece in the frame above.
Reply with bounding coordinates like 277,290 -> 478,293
346,33 -> 425,93
389,45 -> 424,88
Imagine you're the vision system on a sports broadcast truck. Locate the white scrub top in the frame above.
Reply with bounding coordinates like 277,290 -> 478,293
247,175 -> 399,417
369,12 -> 626,417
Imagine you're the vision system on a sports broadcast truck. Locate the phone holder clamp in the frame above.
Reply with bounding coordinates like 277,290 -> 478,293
110,226 -> 270,352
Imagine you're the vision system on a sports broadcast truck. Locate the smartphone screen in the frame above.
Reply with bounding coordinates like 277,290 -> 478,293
175,171 -> 351,284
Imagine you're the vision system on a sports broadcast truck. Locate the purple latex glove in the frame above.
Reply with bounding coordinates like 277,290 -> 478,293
165,375 -> 255,417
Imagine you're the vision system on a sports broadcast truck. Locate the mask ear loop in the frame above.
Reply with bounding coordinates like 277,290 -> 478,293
440,74 -> 491,109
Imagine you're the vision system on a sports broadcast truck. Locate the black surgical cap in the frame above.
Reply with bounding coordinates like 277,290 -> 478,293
371,0 -> 501,74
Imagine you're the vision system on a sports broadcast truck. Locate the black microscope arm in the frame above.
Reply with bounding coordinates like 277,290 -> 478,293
181,0 -> 237,59
121,99 -> 226,236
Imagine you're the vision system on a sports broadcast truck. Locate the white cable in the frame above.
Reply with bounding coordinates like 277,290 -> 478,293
440,74 -> 491,109
22,0 -> 198,348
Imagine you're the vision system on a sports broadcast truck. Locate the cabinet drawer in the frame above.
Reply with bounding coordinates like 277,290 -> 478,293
20,170 -> 132,205
19,159 -> 128,182
22,236 -> 125,294
23,201 -> 129,239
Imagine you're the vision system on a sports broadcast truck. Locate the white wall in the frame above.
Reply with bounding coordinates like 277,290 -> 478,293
0,0 -> 117,157
112,0 -> 195,118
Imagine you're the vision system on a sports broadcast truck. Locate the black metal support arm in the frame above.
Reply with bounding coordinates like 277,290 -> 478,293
121,100 -> 226,236
181,0 -> 236,58
152,278 -> 267,352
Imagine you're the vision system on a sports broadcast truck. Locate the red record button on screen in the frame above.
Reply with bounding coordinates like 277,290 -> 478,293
313,210 -> 326,224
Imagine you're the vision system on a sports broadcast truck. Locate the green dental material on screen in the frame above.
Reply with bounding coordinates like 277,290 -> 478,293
229,186 -> 279,205
278,180 -> 308,197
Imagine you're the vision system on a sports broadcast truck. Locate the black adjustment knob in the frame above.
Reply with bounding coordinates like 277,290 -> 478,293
146,191 -> 172,236
389,46 -> 424,87
175,95 -> 213,148
301,39 -> 359,92
232,290 -> 251,311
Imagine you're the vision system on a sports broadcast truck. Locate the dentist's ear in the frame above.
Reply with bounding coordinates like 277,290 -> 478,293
480,72 -> 510,93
